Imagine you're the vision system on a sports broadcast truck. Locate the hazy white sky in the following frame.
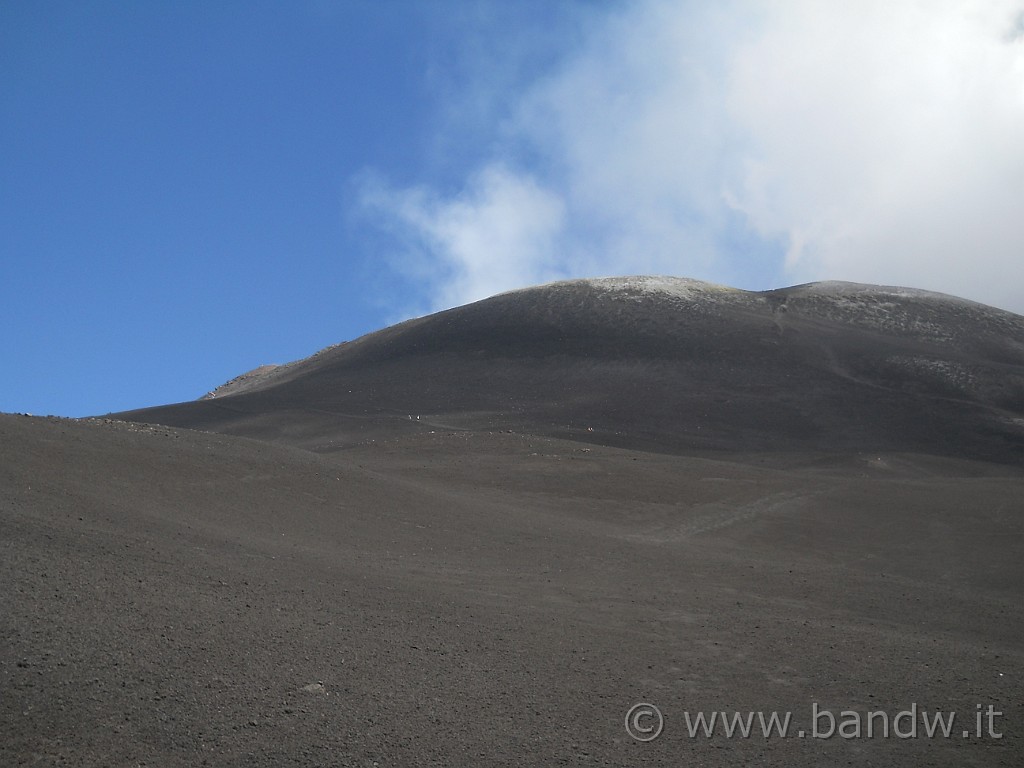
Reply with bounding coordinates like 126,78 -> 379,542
363,0 -> 1024,315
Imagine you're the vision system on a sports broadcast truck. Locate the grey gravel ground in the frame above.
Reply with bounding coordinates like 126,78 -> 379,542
4,278 -> 1023,766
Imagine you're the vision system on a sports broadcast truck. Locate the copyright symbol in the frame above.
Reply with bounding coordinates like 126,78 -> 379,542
625,702 -> 664,742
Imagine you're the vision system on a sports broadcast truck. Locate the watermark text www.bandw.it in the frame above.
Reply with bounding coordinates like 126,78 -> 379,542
625,702 -> 1004,742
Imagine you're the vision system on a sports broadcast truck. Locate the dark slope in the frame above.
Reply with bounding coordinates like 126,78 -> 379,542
114,277 -> 1024,464
3,413 -> 1023,767
7,277 -> 1024,766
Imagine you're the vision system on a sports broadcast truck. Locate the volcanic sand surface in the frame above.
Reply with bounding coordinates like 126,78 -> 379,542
5,278 -> 1024,765
3,413 -> 1022,766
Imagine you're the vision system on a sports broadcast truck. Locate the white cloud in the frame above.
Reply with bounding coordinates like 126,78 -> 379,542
360,0 -> 1024,314
725,0 -> 1024,311
361,165 -> 566,310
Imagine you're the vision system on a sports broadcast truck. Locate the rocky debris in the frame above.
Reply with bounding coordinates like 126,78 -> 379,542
202,364 -> 282,400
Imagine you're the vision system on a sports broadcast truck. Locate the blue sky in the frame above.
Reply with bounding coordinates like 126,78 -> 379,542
3,1 -> 1023,417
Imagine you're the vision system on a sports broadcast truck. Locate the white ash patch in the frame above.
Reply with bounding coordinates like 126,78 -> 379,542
516,275 -> 764,314
796,281 -> 966,302
782,285 -> 956,340
885,355 -> 977,392
503,275 -> 750,301
582,275 -> 745,299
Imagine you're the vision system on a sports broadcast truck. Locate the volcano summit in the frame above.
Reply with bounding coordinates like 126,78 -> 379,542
118,276 -> 1024,463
